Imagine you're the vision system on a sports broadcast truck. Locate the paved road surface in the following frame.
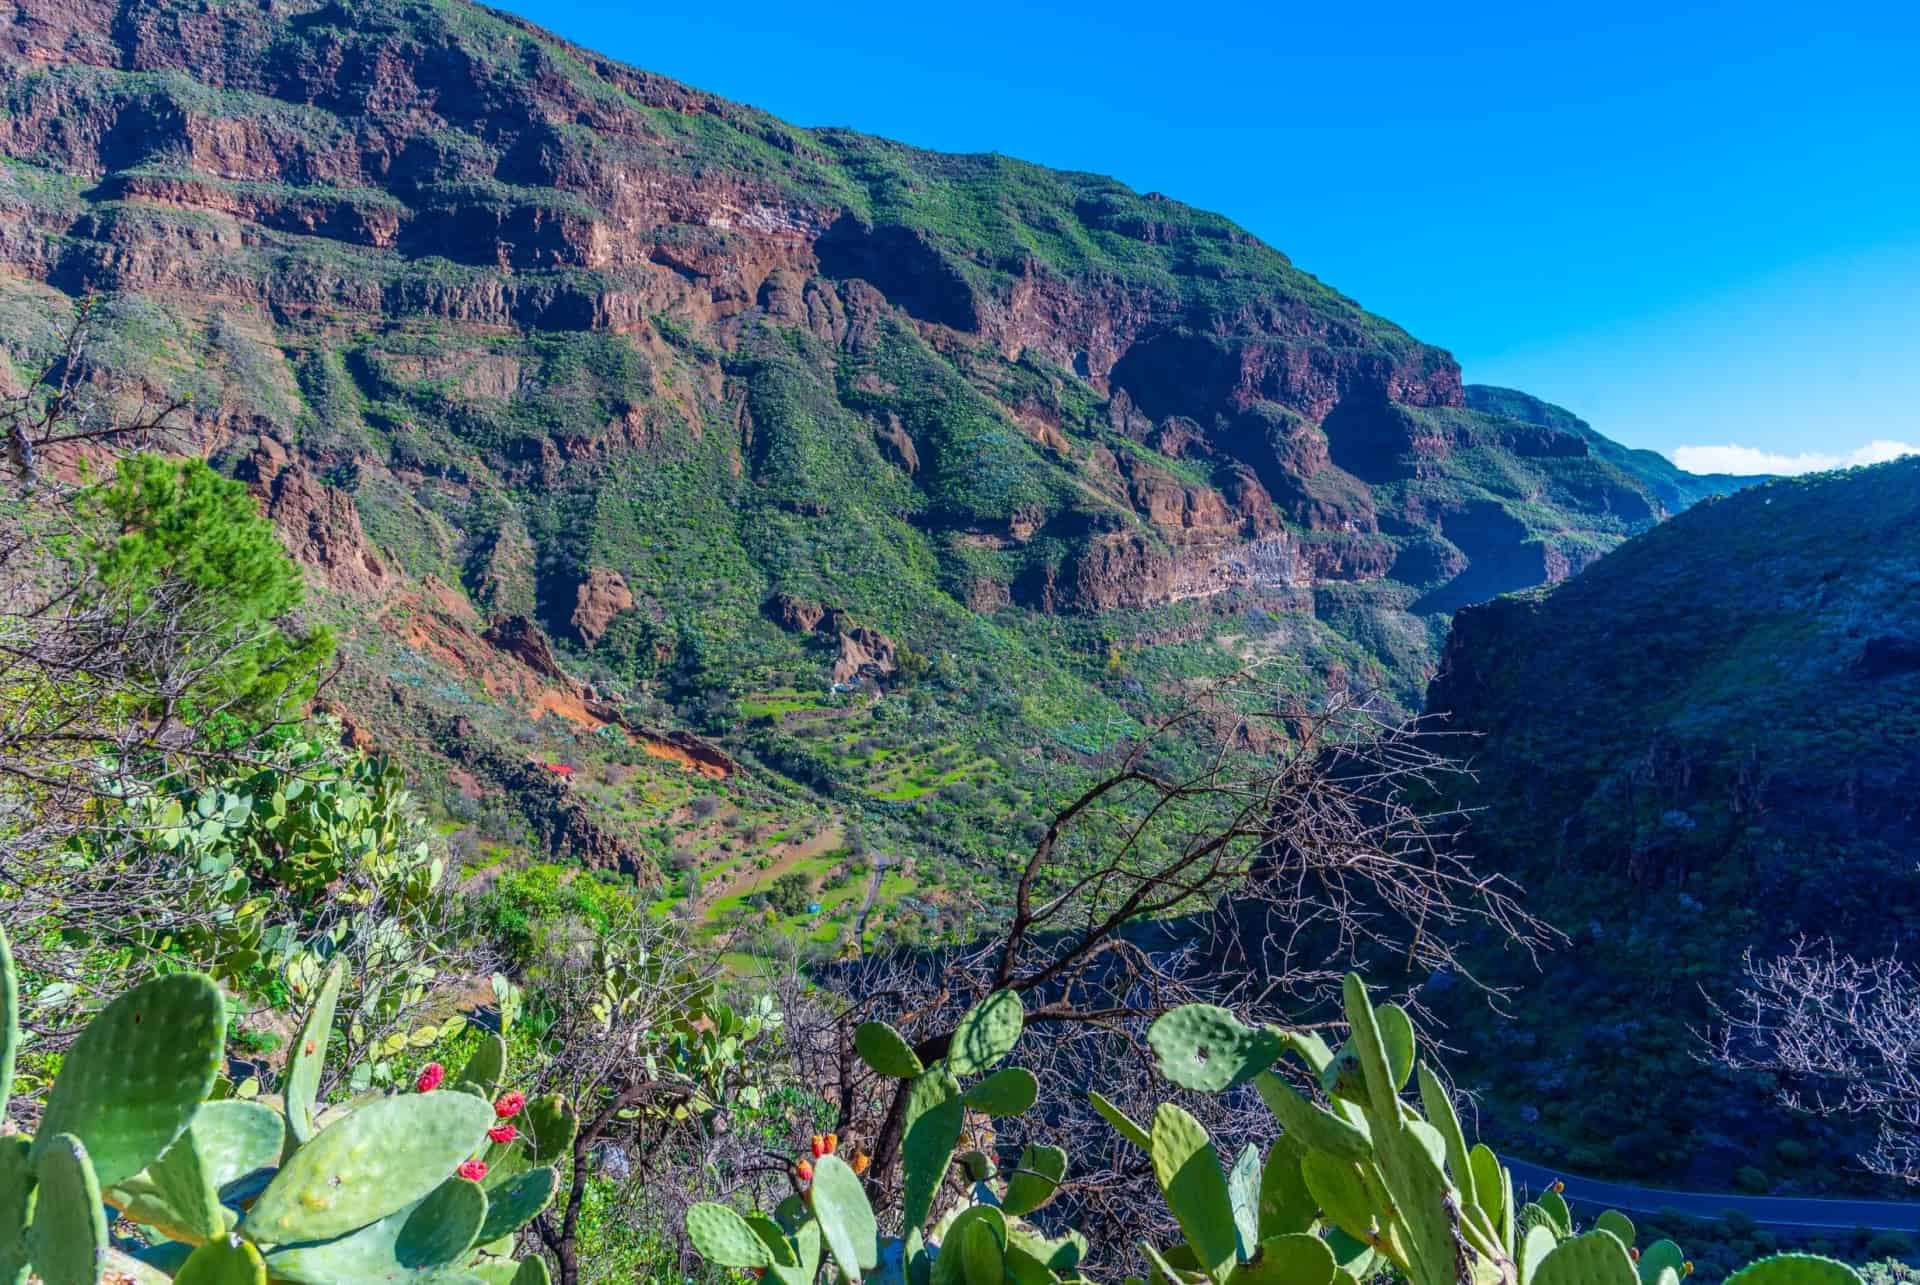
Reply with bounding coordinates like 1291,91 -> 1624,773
1505,1159 -> 1920,1232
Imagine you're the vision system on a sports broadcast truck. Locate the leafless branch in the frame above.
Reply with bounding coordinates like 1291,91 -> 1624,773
1708,939 -> 1920,1184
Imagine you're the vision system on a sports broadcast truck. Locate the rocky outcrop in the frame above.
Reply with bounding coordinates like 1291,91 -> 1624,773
767,592 -> 827,635
828,613 -> 898,686
570,567 -> 634,646
482,615 -> 571,684
240,440 -> 386,595
766,595 -> 899,686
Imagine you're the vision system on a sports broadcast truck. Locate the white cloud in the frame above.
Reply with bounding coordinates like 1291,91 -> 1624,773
1670,439 -> 1920,477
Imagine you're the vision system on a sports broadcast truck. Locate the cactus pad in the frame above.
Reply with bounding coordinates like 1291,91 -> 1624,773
1319,1045 -> 1369,1106
1415,1064 -> 1475,1204
809,1153 -> 878,1279
1376,1004 -> 1416,1092
477,1165 -> 558,1242
950,1211 -> 1005,1285
523,1094 -> 578,1166
1230,1232 -> 1337,1285
1257,1139 -> 1317,1238
1148,1004 -> 1285,1092
1149,1103 -> 1238,1279
1595,1211 -> 1636,1250
1251,1072 -> 1371,1163
191,1100 -> 287,1193
285,961 -> 345,1145
1300,1150 -> 1374,1244
854,1021 -> 925,1078
0,1137 -> 32,1285
33,973 -> 226,1187
398,1174 -> 489,1268
1725,1256 -> 1865,1285
1469,1143 -> 1510,1248
456,1032 -> 508,1094
957,1148 -> 996,1183
173,1235 -> 269,1285
264,1176 -> 489,1283
946,990 -> 1022,1077
109,1097 -> 285,1243
1089,1089 -> 1150,1150
1226,1142 -> 1263,1254
0,927 -> 16,1127
245,1090 -> 492,1243
962,1066 -> 1038,1115
1002,1143 -> 1068,1217
1520,1224 -> 1559,1285
104,1118 -> 224,1243
687,1203 -> 774,1268
1538,1188 -> 1573,1237
745,1213 -> 799,1268
513,1257 -> 553,1285
900,1069 -> 963,1232
26,1134 -> 108,1285
1535,1231 -> 1640,1285
1638,1240 -> 1687,1284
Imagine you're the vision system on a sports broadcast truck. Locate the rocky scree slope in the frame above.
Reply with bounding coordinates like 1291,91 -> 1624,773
1423,458 -> 1920,1191
0,0 -> 1732,886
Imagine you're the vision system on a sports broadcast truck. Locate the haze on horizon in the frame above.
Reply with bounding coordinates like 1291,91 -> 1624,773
495,0 -> 1918,476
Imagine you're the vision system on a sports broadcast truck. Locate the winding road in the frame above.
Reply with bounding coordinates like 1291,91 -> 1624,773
1505,1160 -> 1920,1233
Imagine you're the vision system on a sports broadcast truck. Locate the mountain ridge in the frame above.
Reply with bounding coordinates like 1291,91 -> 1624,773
0,0 -> 1742,947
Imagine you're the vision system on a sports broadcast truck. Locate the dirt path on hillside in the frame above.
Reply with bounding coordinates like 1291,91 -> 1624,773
854,857 -> 897,940
699,823 -> 845,908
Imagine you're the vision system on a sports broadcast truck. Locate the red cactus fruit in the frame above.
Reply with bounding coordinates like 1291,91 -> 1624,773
457,1159 -> 488,1182
415,1063 -> 445,1093
494,1091 -> 527,1119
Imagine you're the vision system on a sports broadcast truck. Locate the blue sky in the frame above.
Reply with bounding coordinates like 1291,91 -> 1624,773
499,0 -> 1919,473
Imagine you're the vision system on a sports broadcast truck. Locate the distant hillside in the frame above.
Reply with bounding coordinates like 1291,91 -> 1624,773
1425,459 -> 1920,1191
1465,385 -> 1759,512
0,0 -> 1729,948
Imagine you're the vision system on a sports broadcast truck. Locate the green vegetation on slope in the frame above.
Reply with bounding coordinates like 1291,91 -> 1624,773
1426,459 -> 1920,1190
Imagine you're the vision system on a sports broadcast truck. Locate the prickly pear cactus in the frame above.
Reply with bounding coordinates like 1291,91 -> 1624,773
0,936 -> 572,1285
854,1020 -> 925,1078
283,961 -> 344,1145
686,1203 -> 773,1268
1147,1004 -> 1284,1092
685,987 -> 1093,1284
26,1134 -> 108,1285
1725,1256 -> 1866,1285
0,924 -> 17,1127
1107,974 -> 1718,1285
1533,1231 -> 1640,1285
33,973 -> 227,1188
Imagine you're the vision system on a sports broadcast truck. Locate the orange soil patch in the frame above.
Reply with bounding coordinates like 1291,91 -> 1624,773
531,687 -> 609,731
636,735 -> 728,779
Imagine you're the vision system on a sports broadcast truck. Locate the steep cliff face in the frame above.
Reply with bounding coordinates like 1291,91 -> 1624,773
1423,460 -> 1920,1187
0,0 -> 1735,876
